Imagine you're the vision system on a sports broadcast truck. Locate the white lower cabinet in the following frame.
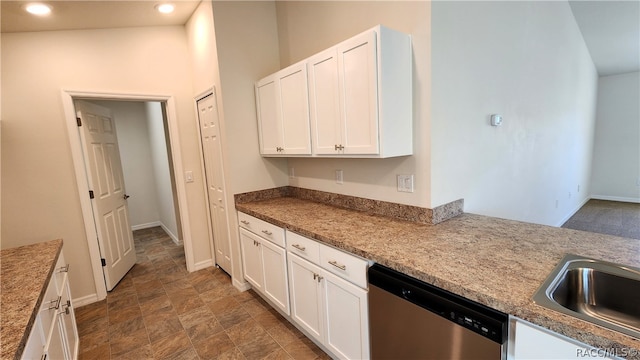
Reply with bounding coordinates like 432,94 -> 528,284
239,226 -> 290,315
508,317 -> 618,360
288,254 -> 324,342
287,230 -> 370,360
22,250 -> 79,360
322,269 -> 369,359
237,213 -> 371,359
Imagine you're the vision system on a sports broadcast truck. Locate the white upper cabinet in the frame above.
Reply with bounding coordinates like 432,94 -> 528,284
310,30 -> 380,155
255,62 -> 312,156
256,24 -> 412,158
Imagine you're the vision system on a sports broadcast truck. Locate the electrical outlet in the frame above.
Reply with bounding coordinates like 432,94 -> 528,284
289,167 -> 295,178
397,175 -> 414,193
335,170 -> 343,185
636,178 -> 640,187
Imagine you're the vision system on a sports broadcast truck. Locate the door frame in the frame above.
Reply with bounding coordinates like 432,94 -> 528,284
61,89 -> 194,301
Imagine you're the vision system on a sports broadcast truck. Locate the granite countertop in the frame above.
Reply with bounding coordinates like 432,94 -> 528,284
1,239 -> 63,359
236,196 -> 640,357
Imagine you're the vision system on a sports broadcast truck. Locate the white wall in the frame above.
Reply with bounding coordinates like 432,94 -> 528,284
213,1 -> 289,195
590,71 -> 640,202
1,26 -> 211,300
146,102 -> 181,240
275,1 -> 431,208
97,101 -> 161,228
431,1 -> 598,226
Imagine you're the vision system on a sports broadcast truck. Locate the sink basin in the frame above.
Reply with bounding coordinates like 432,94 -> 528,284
533,254 -> 640,339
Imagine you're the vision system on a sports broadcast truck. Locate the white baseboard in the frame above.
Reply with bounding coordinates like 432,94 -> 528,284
159,223 -> 182,246
132,221 -> 182,246
590,195 -> 640,203
233,278 -> 252,292
192,259 -> 214,271
131,221 -> 161,231
73,293 -> 101,308
555,197 -> 592,227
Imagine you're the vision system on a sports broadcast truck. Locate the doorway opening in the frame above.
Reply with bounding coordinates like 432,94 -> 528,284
62,90 -> 196,303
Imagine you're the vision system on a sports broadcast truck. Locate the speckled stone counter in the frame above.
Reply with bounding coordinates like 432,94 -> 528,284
236,196 -> 640,358
1,239 -> 63,359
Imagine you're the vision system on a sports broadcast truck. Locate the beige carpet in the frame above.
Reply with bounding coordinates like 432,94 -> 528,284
562,199 -> 640,240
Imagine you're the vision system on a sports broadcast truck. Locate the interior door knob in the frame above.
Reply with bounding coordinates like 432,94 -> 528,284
123,194 -> 130,200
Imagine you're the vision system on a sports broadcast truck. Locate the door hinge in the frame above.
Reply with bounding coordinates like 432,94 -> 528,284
89,190 -> 94,199
101,258 -> 106,267
76,117 -> 82,126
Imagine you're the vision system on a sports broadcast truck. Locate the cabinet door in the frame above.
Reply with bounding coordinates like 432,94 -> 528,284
278,63 -> 311,155
510,319 -> 605,360
260,240 -> 290,315
255,76 -> 282,155
288,254 -> 324,343
308,49 -> 342,155
322,271 -> 369,360
21,316 -> 45,360
239,229 -> 264,292
337,30 -> 379,155
59,277 -> 78,360
43,314 -> 67,360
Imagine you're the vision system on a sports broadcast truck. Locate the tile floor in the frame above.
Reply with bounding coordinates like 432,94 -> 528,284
75,227 -> 330,360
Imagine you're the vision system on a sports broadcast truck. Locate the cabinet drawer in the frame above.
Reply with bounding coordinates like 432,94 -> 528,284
238,212 -> 285,248
319,244 -> 369,288
286,231 -> 320,264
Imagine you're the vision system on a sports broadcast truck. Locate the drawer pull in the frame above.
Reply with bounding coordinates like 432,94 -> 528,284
292,244 -> 306,251
58,264 -> 70,273
261,230 -> 273,236
240,220 -> 250,225
49,296 -> 62,310
61,300 -> 71,315
328,260 -> 346,271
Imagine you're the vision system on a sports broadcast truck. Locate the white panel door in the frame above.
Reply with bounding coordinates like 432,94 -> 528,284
261,239 -> 290,315
308,49 -> 343,155
278,63 -> 311,155
337,30 -> 379,155
76,100 -> 136,291
288,253 -> 324,343
197,93 -> 232,273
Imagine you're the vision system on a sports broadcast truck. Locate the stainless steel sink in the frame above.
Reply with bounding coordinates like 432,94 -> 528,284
533,254 -> 640,339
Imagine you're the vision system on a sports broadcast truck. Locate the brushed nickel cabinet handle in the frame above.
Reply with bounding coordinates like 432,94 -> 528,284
292,244 -> 306,251
58,264 -> 70,273
63,300 -> 71,315
49,296 -> 62,310
241,220 -> 250,225
328,260 -> 346,271
261,230 -> 273,236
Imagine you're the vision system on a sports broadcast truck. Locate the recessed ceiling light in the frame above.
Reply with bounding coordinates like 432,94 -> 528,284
155,3 -> 175,14
25,3 -> 52,16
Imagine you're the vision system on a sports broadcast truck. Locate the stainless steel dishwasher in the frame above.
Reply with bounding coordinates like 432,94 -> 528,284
368,264 -> 508,359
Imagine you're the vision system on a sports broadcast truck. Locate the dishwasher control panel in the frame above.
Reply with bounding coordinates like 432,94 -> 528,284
451,311 -> 502,342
